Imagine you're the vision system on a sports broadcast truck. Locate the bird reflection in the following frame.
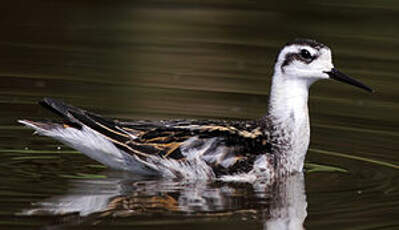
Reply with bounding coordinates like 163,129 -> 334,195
23,172 -> 307,230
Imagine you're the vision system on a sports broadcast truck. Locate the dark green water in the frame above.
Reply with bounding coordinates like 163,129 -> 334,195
1,1 -> 398,229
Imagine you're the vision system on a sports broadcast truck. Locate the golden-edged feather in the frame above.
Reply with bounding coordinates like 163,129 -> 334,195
38,98 -> 272,175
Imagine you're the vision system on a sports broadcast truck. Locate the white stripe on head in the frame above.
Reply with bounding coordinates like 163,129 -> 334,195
272,40 -> 333,80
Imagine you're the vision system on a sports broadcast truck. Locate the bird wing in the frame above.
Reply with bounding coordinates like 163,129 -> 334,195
38,98 -> 272,174
109,119 -> 272,175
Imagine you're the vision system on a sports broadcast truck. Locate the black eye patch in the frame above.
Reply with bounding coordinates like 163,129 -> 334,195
280,49 -> 318,72
300,49 -> 312,60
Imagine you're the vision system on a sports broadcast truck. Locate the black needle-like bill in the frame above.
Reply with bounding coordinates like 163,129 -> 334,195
324,68 -> 374,93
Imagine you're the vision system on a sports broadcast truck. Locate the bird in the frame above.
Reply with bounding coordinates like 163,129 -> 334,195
19,38 -> 373,182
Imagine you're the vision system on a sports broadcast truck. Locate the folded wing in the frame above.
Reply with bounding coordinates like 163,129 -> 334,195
24,98 -> 272,176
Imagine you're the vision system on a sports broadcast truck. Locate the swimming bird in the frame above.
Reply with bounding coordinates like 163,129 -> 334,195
19,39 -> 373,181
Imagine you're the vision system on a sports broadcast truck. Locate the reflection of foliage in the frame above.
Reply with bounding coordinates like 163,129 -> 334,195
305,162 -> 348,174
59,173 -> 107,179
310,148 -> 399,170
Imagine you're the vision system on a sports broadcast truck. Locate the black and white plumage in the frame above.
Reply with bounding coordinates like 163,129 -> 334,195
19,39 -> 373,181
20,98 -> 275,181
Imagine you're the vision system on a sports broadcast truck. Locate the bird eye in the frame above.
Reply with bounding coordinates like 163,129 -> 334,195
300,49 -> 312,59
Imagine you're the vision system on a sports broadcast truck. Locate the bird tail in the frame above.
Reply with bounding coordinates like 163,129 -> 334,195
18,98 -> 158,175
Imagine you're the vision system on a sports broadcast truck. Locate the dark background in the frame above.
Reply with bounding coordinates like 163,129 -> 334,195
0,0 -> 398,229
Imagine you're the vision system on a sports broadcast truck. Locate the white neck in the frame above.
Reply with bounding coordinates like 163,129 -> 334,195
267,70 -> 315,173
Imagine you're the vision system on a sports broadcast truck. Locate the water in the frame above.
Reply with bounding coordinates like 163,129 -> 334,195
1,1 -> 399,229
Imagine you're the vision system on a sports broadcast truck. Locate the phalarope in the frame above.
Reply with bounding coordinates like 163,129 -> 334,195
19,39 -> 373,181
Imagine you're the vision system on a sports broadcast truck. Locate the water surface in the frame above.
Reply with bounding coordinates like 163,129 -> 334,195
1,1 -> 398,229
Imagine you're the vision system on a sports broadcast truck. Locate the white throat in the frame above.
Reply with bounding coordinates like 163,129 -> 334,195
267,70 -> 316,173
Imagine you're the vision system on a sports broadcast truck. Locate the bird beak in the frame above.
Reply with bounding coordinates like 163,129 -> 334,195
324,68 -> 374,93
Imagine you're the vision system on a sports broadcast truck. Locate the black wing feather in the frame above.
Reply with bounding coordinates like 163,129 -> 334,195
39,98 -> 272,174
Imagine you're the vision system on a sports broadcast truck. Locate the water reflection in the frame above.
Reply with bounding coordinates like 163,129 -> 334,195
23,172 -> 307,230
